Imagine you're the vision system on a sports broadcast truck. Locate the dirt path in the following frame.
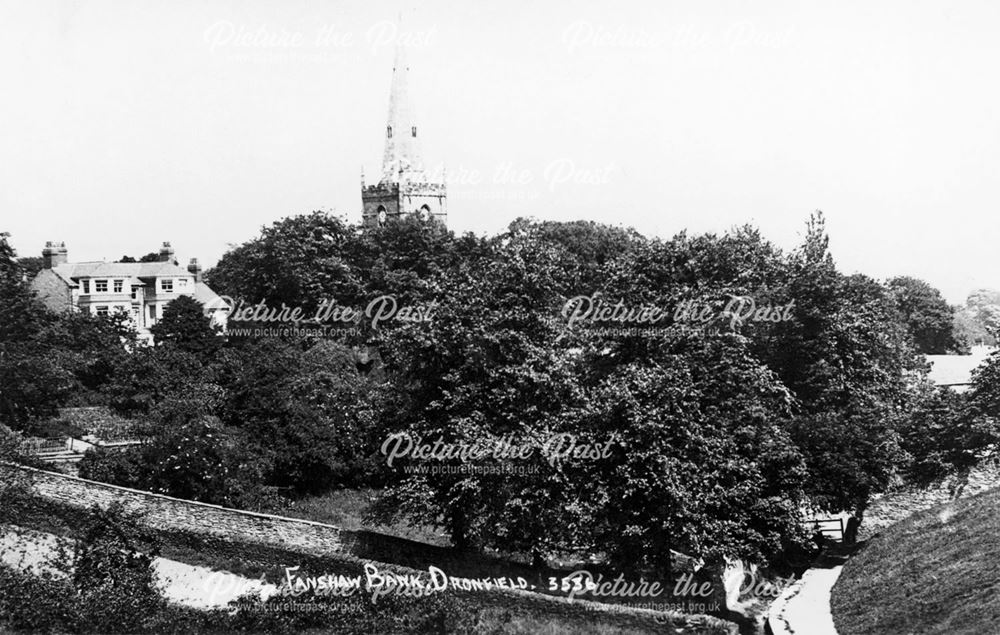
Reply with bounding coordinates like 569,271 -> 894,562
0,524 -> 278,609
767,565 -> 843,635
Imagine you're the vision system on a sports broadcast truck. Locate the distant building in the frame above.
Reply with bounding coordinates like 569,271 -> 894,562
30,241 -> 228,342
925,344 -> 995,393
361,45 -> 447,228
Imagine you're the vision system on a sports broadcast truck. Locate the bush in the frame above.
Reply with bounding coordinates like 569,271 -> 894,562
77,446 -> 146,489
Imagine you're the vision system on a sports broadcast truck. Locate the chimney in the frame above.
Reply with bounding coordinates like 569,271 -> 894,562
42,241 -> 68,268
158,241 -> 176,263
187,258 -> 203,282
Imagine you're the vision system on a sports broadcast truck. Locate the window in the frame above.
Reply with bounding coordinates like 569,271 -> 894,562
161,279 -> 173,293
377,205 -> 387,226
411,126 -> 417,137
81,280 -> 90,294
177,278 -> 188,289
113,279 -> 123,293
131,287 -> 137,300
95,279 -> 108,293
95,305 -> 109,317
387,126 -> 393,138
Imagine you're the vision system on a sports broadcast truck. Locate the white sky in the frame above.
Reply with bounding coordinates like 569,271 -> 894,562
1,0 -> 997,303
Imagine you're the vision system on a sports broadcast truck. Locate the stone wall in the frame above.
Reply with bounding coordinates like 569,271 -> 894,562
7,463 -> 348,555
1,463 -> 738,634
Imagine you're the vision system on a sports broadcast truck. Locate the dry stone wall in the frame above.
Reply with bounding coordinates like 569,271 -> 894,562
1,463 -> 739,634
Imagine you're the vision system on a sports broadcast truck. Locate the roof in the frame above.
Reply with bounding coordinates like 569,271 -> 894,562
193,281 -> 227,310
925,346 -> 995,388
50,261 -> 191,285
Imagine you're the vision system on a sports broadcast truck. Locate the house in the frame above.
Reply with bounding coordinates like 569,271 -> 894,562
925,344 -> 995,393
30,241 -> 228,342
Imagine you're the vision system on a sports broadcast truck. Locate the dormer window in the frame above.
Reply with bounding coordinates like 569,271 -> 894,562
387,126 -> 393,138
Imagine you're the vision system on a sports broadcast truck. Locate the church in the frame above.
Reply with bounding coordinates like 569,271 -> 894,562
361,45 -> 447,228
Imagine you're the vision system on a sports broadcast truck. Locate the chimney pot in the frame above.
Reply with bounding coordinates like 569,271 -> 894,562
41,241 -> 68,269
187,257 -> 203,283
159,241 -> 176,263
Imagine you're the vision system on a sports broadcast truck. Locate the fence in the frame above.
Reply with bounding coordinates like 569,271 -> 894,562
805,517 -> 844,541
18,437 -> 68,454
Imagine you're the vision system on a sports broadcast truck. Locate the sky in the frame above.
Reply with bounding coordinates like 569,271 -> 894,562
1,0 -> 998,304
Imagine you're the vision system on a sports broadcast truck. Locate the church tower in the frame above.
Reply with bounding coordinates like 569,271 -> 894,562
362,44 -> 447,228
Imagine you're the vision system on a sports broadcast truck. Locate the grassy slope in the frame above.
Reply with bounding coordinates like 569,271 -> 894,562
831,486 -> 1000,635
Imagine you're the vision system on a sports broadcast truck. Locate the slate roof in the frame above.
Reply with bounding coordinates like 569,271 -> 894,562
50,261 -> 191,287
926,346 -> 995,388
193,281 -> 226,309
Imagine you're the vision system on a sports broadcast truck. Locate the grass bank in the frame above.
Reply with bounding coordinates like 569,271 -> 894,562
831,486 -> 1000,634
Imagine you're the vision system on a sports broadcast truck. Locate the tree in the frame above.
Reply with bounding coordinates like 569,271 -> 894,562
217,338 -> 380,494
149,295 -> 220,357
17,256 -> 43,279
141,415 -> 267,507
954,288 -> 1000,346
372,224 -> 808,573
726,214 -> 923,516
887,276 -> 966,354
900,385 -> 999,486
206,212 -> 364,316
0,233 -> 75,428
104,346 -> 209,416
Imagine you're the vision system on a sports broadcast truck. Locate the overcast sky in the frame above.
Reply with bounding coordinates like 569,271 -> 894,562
1,0 -> 997,303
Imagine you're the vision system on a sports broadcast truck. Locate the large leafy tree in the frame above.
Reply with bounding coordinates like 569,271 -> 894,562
205,212 -> 364,316
756,216 -> 923,515
887,276 -> 966,354
216,338 -> 380,493
373,221 -> 808,574
150,295 -> 220,357
0,233 -> 75,428
900,385 -> 999,487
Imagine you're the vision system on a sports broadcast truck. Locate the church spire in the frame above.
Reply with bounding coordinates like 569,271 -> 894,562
380,43 -> 425,184
361,22 -> 447,230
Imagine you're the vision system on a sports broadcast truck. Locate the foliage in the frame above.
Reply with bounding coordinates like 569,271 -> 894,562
899,386 -> 999,486
205,211 -> 365,315
104,346 -> 209,416
887,276 -> 966,354
970,348 -> 1000,418
150,295 -> 220,357
0,504 -> 163,634
217,338 -> 383,493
